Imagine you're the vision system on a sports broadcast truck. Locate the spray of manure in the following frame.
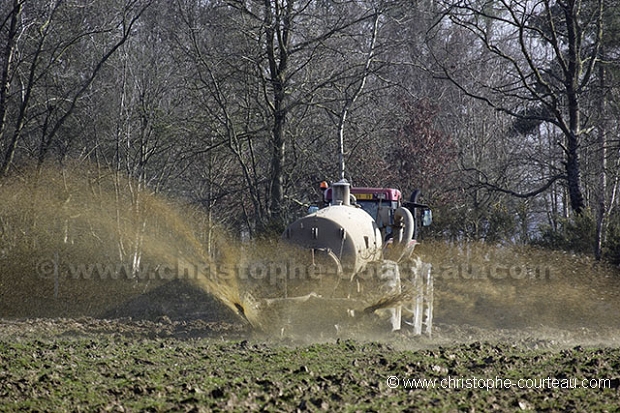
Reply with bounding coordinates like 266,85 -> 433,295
0,163 -> 410,338
417,240 -> 620,341
4,163 -> 620,344
0,163 -> 258,324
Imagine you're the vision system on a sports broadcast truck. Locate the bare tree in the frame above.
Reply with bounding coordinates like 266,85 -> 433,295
0,0 -> 23,166
430,0 -> 605,217
172,0 -> 391,234
0,0 -> 151,177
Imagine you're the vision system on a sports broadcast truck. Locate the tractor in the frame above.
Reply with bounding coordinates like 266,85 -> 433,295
243,179 -> 434,336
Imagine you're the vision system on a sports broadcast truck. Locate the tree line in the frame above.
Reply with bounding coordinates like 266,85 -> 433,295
1,0 -> 620,261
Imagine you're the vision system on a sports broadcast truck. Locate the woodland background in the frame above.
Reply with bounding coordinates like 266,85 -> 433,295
2,0 -> 620,262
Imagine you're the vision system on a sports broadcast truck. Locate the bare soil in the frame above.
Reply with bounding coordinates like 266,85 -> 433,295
2,279 -> 620,412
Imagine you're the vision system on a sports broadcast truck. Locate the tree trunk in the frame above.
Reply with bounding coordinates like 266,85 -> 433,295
594,59 -> 608,260
264,0 -> 291,225
565,131 -> 585,214
269,97 -> 286,223
0,0 -> 22,157
563,0 -> 586,214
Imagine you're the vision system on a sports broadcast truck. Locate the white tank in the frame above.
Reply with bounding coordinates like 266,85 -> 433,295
282,204 -> 383,274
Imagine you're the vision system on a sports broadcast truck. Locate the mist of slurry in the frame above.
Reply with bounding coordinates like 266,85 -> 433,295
0,165 -> 387,334
417,241 -> 620,336
2,164 -> 620,343
0,164 -> 256,323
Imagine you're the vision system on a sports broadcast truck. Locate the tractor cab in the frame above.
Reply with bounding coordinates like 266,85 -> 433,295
322,185 -> 432,242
